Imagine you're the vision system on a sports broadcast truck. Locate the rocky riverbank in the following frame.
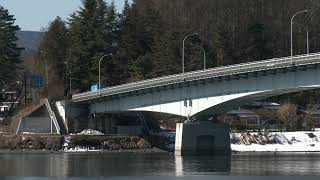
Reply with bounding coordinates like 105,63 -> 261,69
0,133 -> 162,153
0,134 -> 62,151
63,135 -> 152,152
231,131 -> 320,152
154,129 -> 320,152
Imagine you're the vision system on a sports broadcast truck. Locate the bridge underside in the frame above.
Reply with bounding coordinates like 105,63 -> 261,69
72,64 -> 320,119
131,86 -> 319,118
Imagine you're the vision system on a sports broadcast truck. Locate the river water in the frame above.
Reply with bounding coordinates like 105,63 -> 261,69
0,152 -> 320,178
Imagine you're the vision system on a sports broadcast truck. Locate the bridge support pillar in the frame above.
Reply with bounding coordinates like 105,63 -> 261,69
175,121 -> 231,155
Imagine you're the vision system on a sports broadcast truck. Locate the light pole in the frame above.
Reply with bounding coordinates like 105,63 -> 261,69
200,46 -> 206,69
99,53 -> 112,93
182,33 -> 198,76
291,9 -> 308,63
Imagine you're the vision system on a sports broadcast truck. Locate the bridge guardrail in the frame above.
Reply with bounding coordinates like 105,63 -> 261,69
72,53 -> 320,102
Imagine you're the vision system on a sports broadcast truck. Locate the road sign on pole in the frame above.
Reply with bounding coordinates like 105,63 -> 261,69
31,75 -> 43,89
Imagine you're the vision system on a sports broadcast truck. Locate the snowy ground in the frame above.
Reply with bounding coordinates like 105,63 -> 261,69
63,129 -> 320,152
157,130 -> 320,152
232,131 -> 320,152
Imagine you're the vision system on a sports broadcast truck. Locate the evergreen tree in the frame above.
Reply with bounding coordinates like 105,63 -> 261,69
38,17 -> 69,86
68,0 -> 118,91
243,22 -> 273,61
115,0 -> 163,82
0,6 -> 22,89
151,31 -> 181,77
209,25 -> 235,66
101,2 -> 119,86
111,0 -> 133,84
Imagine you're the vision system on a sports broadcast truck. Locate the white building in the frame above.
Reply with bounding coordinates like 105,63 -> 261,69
0,91 -> 19,112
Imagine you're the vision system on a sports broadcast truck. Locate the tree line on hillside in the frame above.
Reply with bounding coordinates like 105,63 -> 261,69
32,0 -> 320,100
2,0 -> 320,106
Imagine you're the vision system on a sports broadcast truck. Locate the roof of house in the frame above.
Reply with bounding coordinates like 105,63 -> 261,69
226,109 -> 260,118
299,109 -> 320,115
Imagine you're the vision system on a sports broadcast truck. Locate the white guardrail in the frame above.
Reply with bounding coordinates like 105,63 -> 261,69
72,53 -> 320,102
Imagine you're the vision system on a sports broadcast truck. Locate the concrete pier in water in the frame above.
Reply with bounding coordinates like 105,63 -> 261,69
175,121 -> 231,155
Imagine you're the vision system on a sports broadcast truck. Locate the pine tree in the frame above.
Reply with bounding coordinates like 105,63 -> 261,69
209,25 -> 235,66
115,0 -> 163,82
101,1 -> 119,86
151,31 -> 181,77
0,6 -> 23,89
68,0 -> 118,91
243,22 -> 273,61
38,17 -> 69,86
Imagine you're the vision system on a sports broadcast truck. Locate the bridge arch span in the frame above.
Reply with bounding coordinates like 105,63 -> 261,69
69,53 -> 320,122
130,86 -> 320,118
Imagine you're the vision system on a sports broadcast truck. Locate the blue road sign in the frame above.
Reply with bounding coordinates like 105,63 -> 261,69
31,75 -> 43,89
91,84 -> 98,92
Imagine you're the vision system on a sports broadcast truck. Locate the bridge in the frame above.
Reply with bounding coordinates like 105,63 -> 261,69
68,52 -> 320,155
71,52 -> 320,119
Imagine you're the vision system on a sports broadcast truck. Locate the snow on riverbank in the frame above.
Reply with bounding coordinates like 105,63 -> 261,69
157,130 -> 320,152
232,131 -> 320,152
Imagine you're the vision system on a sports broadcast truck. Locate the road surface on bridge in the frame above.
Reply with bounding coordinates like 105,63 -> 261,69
72,53 -> 320,102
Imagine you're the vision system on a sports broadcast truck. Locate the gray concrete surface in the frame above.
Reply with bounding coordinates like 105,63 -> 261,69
175,122 -> 231,155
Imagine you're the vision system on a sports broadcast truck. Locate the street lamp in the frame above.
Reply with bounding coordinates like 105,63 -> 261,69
98,53 -> 112,93
182,33 -> 198,76
200,46 -> 206,69
291,9 -> 308,63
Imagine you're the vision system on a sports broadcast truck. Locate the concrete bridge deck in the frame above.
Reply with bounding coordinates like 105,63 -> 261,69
72,53 -> 320,103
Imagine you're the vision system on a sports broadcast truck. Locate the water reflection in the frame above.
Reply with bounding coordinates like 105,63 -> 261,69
1,152 -> 320,176
0,153 -> 69,176
231,153 -> 320,176
175,155 -> 231,176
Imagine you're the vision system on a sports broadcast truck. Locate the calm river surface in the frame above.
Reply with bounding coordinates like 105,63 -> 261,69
0,152 -> 320,179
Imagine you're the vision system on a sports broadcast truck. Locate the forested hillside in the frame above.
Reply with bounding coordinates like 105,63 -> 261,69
33,0 -> 320,104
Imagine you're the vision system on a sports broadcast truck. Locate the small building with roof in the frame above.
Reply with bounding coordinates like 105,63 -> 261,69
219,109 -> 261,128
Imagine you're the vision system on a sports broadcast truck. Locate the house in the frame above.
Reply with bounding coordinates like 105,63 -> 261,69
298,109 -> 320,128
219,109 -> 261,128
244,102 -> 280,110
0,91 -> 19,112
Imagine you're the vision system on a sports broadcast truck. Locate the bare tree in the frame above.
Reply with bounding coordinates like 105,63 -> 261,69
277,101 -> 298,131
304,103 -> 317,131
255,108 -> 279,128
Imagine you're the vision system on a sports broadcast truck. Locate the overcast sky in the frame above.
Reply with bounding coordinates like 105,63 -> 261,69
0,0 -> 128,31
